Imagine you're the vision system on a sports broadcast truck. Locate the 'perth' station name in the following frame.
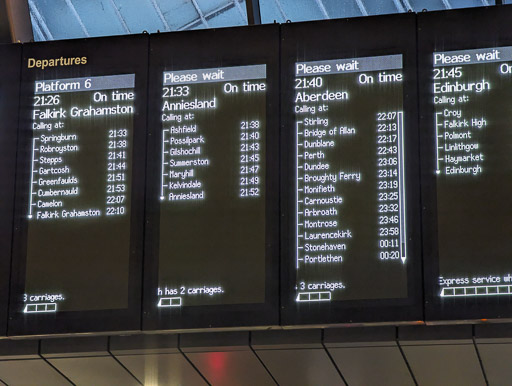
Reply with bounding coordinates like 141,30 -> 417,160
28,56 -> 87,70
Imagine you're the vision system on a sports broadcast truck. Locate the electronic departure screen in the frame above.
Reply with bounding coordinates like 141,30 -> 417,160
294,55 -> 408,298
144,26 -> 279,330
281,15 -> 422,325
0,45 -> 21,335
157,65 -> 266,306
420,7 -> 512,321
9,36 -> 147,335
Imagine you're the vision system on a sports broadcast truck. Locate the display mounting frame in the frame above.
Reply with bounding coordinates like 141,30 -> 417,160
419,5 -> 512,322
280,13 -> 423,326
8,34 -> 148,336
143,24 -> 280,331
0,44 -> 22,336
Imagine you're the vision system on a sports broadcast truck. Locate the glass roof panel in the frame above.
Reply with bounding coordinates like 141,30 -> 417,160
30,0 -> 248,41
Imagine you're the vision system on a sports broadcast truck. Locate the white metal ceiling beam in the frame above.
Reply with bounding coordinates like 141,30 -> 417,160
191,0 -> 210,28
393,0 -> 406,12
355,0 -> 369,16
148,0 -> 170,31
179,1 -> 240,30
28,0 -> 53,40
64,0 -> 89,37
315,0 -> 330,19
234,0 -> 247,20
108,0 -> 131,33
441,0 -> 453,9
272,0 -> 288,21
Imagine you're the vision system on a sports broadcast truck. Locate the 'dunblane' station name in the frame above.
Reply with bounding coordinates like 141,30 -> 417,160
29,74 -> 135,221
294,55 -> 407,302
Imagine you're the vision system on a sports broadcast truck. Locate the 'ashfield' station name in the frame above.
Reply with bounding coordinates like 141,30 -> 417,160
160,65 -> 266,202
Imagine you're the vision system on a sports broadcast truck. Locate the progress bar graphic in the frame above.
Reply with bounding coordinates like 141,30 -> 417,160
441,285 -> 512,297
157,297 -> 182,307
23,303 -> 57,313
296,291 -> 331,302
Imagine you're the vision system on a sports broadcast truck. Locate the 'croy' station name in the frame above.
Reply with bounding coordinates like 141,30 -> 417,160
28,56 -> 88,70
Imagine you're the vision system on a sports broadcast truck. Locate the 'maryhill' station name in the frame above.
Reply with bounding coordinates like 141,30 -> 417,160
28,56 -> 88,70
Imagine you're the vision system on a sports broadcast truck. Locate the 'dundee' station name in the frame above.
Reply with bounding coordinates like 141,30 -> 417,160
294,55 -> 408,303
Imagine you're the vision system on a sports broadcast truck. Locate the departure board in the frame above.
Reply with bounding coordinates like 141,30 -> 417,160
144,26 -> 279,330
281,15 -> 422,325
433,47 -> 512,299
9,36 -> 147,335
0,45 -> 21,335
420,6 -> 512,321
294,55 -> 407,301
157,65 -> 266,307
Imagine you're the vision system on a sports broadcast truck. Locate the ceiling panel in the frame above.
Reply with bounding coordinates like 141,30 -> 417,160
0,359 -> 71,386
324,327 -> 413,386
475,323 -> 512,386
115,353 -> 207,386
328,346 -> 413,386
185,351 -> 274,386
476,343 -> 512,386
48,357 -> 141,386
251,329 -> 343,386
109,333 -> 207,385
180,331 -> 275,386
401,344 -> 485,386
399,325 -> 486,386
41,336 -> 141,386
256,349 -> 343,386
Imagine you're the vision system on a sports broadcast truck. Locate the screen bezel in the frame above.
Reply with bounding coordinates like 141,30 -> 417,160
8,35 -> 148,336
142,24 -> 280,331
419,6 -> 512,322
0,44 -> 22,336
280,13 -> 423,326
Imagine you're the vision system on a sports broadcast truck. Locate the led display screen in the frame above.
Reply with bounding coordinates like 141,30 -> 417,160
281,14 -> 422,325
294,55 -> 408,301
434,47 -> 511,299
157,65 -> 266,307
0,44 -> 21,335
9,36 -> 147,335
420,6 -> 512,320
144,26 -> 279,330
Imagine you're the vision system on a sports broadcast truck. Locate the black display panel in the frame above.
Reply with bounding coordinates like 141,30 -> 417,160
0,45 -> 21,335
9,35 -> 148,335
281,14 -> 422,325
420,6 -> 512,321
143,26 -> 279,330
